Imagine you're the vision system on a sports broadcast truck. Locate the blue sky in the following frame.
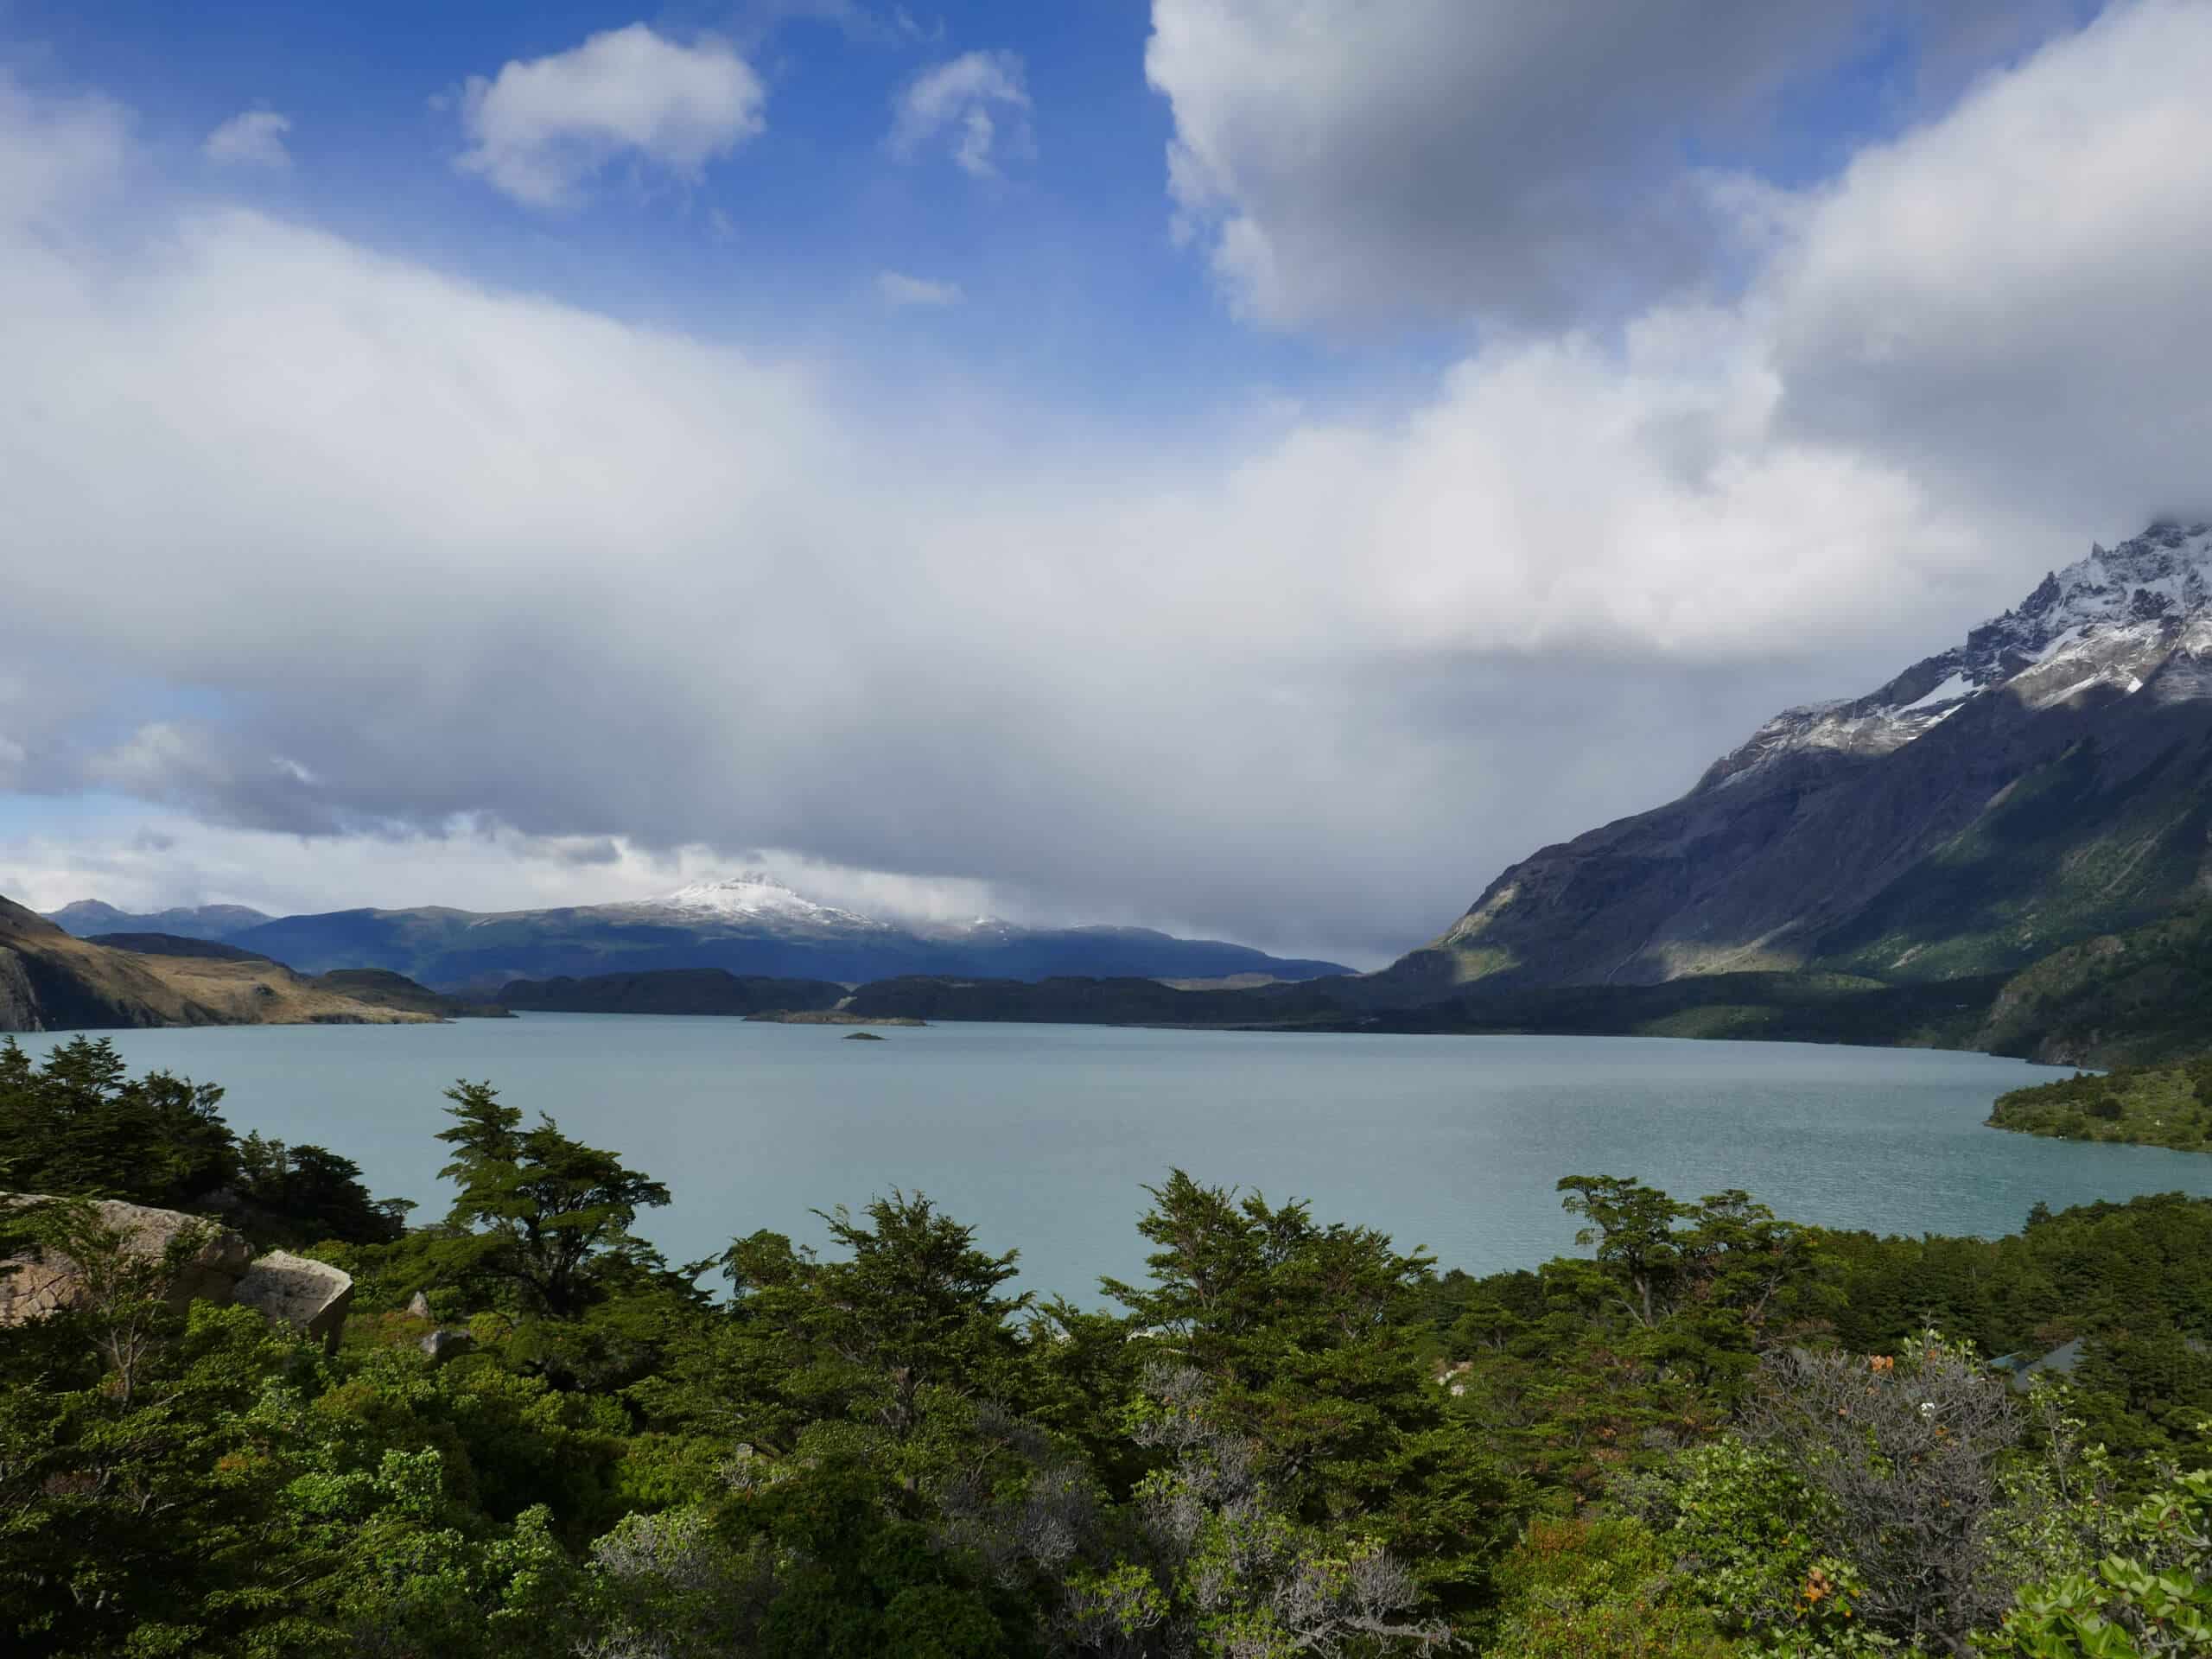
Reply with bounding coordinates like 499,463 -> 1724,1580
2,1 -> 2205,963
1,0 -> 2061,430
7,1 -> 1342,433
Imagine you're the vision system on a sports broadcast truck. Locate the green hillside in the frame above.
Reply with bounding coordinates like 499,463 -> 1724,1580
1988,1056 -> 2212,1150
1815,733 -> 2212,982
1971,904 -> 2212,1065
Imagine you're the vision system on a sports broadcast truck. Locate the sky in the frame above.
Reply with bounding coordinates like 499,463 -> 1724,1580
2,0 -> 2209,967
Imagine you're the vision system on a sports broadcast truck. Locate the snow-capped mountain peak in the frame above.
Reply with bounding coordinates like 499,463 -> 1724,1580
632,873 -> 882,931
1699,520 -> 2212,792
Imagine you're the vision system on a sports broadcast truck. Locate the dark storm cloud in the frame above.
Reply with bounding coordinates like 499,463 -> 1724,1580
1144,0 -> 2091,329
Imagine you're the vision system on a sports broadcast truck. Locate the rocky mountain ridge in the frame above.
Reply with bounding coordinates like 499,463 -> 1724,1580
42,899 -> 273,941
1384,519 -> 2212,996
46,876 -> 1350,992
1698,521 -> 2212,792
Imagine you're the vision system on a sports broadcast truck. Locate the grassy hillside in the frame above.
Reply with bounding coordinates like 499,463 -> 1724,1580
837,967 -> 2004,1048
1357,970 -> 2005,1047
0,896 -> 444,1033
308,969 -> 512,1020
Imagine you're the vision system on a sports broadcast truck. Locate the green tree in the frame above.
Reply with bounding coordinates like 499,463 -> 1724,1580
433,1082 -> 671,1319
1103,1171 -> 1522,1626
235,1132 -> 407,1246
1489,1512 -> 1740,1658
804,1192 -> 1033,1443
1557,1175 -> 1694,1327
0,1035 -> 235,1211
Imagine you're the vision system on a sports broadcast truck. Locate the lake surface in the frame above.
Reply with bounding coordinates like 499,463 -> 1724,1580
20,1018 -> 2212,1300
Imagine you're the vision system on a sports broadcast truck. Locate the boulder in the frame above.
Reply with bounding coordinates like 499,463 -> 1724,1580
420,1327 -> 475,1364
1,1193 -> 349,1348
1,1196 -> 251,1323
406,1289 -> 434,1319
232,1250 -> 354,1352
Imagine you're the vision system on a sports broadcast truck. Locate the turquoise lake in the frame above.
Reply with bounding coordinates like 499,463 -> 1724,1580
22,1017 -> 2212,1300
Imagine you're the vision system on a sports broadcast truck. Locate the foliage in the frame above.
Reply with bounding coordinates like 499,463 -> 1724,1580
432,1081 -> 674,1320
1987,1466 -> 2212,1656
1488,1513 -> 1738,1657
1103,1172 -> 1525,1621
1744,1337 -> 2028,1651
1624,1433 -> 1849,1647
16,1047 -> 2212,1656
1988,1062 -> 2212,1153
1976,904 -> 2212,1068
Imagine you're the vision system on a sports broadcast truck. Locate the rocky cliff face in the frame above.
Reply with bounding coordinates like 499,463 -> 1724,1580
1382,521 -> 2212,995
1698,521 -> 2212,791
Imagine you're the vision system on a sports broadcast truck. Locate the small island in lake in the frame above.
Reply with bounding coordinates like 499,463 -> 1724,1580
843,1030 -> 886,1040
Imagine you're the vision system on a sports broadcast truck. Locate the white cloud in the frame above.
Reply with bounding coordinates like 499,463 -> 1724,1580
1143,0 -> 2081,329
1761,0 -> 2212,528
875,268 -> 963,308
0,76 -> 128,226
2,3 -> 2209,961
888,49 -> 1030,177
456,24 -> 766,207
202,109 -> 292,168
0,811 -> 1012,931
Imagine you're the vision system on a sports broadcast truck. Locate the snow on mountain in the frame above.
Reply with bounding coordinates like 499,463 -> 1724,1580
1699,520 -> 2212,792
619,873 -> 888,933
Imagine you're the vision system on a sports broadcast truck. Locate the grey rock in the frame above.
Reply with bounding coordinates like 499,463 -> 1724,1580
0,947 -> 38,1033
233,1250 -> 353,1352
0,1195 -> 251,1323
420,1327 -> 475,1364
406,1290 -> 434,1319
2,1194 -> 350,1350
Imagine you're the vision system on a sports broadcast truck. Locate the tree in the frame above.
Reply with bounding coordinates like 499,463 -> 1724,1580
1556,1175 -> 1694,1327
1745,1334 -> 2024,1654
236,1133 -> 408,1247
0,1039 -> 397,1249
435,1082 -> 671,1319
804,1192 -> 1033,1443
1104,1172 -> 1522,1626
0,1288 -> 309,1656
1054,1363 -> 1455,1658
0,1035 -> 235,1211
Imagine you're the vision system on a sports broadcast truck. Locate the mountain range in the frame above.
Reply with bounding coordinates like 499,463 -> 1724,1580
1375,519 -> 2212,1009
41,874 -> 1350,992
42,899 -> 276,941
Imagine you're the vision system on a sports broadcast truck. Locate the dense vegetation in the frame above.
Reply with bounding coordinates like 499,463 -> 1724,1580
839,968 -> 2005,1050
1974,904 -> 2212,1066
497,969 -> 849,1015
1988,1056 -> 2212,1152
10,1038 -> 2212,1656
